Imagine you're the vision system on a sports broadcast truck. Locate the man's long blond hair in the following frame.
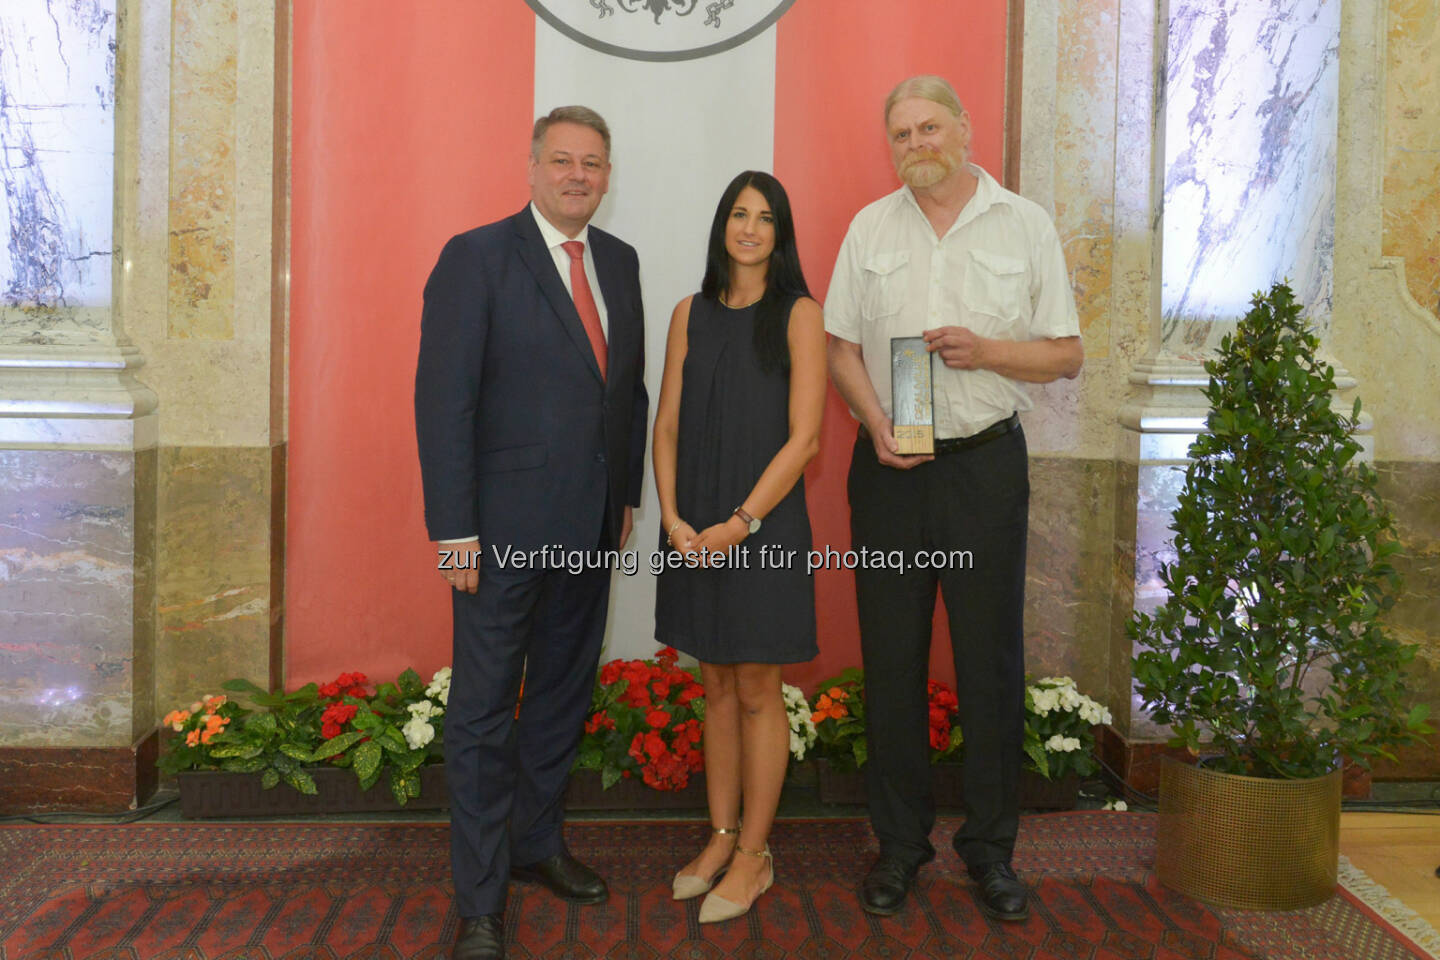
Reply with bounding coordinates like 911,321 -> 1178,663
883,75 -> 965,127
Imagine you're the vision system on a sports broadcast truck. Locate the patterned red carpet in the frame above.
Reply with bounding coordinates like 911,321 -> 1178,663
0,812 -> 1431,960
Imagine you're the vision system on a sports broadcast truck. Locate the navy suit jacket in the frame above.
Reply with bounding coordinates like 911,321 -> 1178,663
415,207 -> 647,555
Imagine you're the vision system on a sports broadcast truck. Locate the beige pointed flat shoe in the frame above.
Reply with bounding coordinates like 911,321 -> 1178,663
698,843 -> 773,923
672,825 -> 739,901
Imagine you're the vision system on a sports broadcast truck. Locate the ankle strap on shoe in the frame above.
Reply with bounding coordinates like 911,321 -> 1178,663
712,825 -> 740,836
735,843 -> 770,859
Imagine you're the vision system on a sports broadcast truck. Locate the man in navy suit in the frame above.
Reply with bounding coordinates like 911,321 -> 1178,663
414,105 -> 647,960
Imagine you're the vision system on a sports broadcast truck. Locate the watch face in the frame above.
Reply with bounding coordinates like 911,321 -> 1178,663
748,517 -> 761,534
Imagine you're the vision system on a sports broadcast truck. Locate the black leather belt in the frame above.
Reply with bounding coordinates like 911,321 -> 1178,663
860,412 -> 1020,455
934,412 -> 1020,454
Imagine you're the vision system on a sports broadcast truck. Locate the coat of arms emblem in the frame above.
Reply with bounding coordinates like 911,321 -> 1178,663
525,0 -> 794,61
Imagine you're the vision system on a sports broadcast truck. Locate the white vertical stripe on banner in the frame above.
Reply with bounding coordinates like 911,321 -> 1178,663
534,18 -> 778,661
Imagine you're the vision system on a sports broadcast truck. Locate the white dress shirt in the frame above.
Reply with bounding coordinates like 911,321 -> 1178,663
825,165 -> 1080,439
530,201 -> 609,338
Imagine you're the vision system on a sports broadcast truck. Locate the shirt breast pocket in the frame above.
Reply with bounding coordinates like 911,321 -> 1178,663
963,249 -> 1028,326
862,252 -> 909,321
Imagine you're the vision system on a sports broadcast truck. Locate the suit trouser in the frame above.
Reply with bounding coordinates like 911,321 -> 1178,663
847,425 -> 1029,870
446,552 -> 611,918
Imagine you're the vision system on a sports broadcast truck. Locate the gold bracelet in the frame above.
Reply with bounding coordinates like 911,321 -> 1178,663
666,518 -> 684,545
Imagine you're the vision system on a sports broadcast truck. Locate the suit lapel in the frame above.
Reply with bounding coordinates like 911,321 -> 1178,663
512,209 -> 604,385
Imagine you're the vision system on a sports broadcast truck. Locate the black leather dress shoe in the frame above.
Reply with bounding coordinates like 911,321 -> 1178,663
969,862 -> 1029,920
452,914 -> 504,960
511,852 -> 609,904
860,855 -> 920,916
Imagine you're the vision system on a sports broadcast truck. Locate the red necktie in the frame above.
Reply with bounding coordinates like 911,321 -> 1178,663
562,240 -> 607,379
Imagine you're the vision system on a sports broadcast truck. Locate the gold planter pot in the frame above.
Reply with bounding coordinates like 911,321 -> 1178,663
1156,756 -> 1341,910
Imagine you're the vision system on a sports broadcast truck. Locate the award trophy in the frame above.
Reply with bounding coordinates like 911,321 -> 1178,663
890,337 -> 934,455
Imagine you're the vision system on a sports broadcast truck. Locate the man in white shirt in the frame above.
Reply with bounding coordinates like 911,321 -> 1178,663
825,75 -> 1082,921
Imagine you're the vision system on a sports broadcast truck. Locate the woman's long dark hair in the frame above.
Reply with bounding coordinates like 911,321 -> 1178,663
700,171 -> 811,374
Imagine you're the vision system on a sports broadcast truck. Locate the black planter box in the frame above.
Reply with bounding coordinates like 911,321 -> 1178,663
563,770 -> 707,810
178,765 -> 713,818
178,765 -> 449,819
815,760 -> 1079,810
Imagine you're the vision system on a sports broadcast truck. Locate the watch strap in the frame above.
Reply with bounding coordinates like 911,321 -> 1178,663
732,506 -> 761,534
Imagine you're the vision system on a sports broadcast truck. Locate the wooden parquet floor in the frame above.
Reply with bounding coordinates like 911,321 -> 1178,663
1340,812 -> 1440,928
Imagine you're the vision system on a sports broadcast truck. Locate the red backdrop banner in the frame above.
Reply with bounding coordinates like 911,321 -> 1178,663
287,0 -> 1009,692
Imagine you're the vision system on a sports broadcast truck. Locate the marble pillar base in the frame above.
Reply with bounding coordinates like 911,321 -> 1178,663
1025,456 -> 1116,697
1372,460 -> 1440,779
0,440 -> 157,748
155,444 -> 281,714
1097,725 -> 1193,797
0,729 -> 159,814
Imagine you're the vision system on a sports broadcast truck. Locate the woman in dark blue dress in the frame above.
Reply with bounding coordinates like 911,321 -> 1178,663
652,171 -> 825,923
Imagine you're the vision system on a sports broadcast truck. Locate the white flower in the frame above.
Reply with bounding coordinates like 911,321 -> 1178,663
407,700 -> 440,719
402,716 -> 436,749
426,667 -> 452,706
782,683 -> 817,761
1045,734 -> 1067,752
1102,798 -> 1128,811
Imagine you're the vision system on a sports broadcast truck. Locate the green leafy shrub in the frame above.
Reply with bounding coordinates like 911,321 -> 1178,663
1130,283 -> 1431,779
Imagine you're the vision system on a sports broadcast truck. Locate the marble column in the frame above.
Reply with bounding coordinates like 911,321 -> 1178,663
0,0 -> 161,812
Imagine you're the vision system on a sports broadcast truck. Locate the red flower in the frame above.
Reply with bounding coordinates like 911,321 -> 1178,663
324,672 -> 369,698
320,701 -> 359,738
926,680 -> 958,752
584,711 -> 616,734
645,709 -> 670,729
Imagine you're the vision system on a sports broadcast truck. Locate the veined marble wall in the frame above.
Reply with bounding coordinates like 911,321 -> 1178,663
1161,0 -> 1339,354
116,0 -> 285,714
1332,0 -> 1440,773
1020,0 -> 1440,759
0,0 -> 160,802
0,0 -> 285,810
1383,0 -> 1439,320
0,0 -> 115,342
1377,2 -> 1440,773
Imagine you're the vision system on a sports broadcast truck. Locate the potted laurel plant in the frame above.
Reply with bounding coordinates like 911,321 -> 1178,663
1129,282 -> 1431,909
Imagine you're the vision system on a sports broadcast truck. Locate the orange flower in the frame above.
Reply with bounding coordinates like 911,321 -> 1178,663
810,693 -> 848,723
202,695 -> 228,715
163,709 -> 190,731
185,729 -> 201,747
827,687 -> 849,701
